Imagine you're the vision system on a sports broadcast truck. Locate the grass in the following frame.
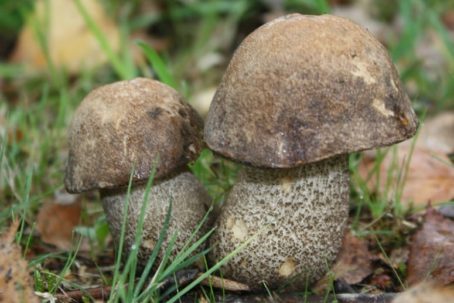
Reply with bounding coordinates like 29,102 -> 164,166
1,0 -> 454,301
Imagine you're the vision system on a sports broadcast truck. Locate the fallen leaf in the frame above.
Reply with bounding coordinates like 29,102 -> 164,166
369,272 -> 394,291
12,0 -> 120,74
392,281 -> 454,303
189,87 -> 216,119
407,207 -> 454,286
442,10 -> 454,30
438,204 -> 454,219
314,231 -> 373,292
37,197 -> 82,250
333,232 -> 374,284
358,145 -> 454,207
196,52 -> 224,72
0,221 -> 39,303
417,112 -> 454,154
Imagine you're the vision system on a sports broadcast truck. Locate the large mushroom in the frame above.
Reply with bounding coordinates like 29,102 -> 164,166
205,14 -> 418,289
65,78 -> 211,266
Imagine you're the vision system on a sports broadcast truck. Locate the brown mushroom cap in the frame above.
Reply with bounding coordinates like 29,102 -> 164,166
204,14 -> 418,168
65,78 -> 203,193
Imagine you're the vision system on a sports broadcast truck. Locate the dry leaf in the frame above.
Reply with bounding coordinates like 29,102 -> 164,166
439,204 -> 454,219
12,0 -> 119,74
0,221 -> 39,303
442,10 -> 454,30
417,112 -> 454,154
189,87 -> 216,118
314,231 -> 373,292
37,199 -> 82,250
332,232 -> 374,284
359,145 -> 454,207
407,207 -> 454,286
392,282 -> 454,303
369,273 -> 394,291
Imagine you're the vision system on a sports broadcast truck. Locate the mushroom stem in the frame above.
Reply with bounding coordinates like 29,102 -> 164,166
209,155 -> 349,290
101,172 -> 211,268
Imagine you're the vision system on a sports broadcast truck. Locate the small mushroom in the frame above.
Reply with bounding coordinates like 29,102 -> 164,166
204,14 -> 418,289
65,78 -> 211,266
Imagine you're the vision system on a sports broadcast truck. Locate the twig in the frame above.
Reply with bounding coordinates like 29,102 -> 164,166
55,285 -> 113,302
156,268 -> 199,290
204,292 -> 396,303
200,274 -> 250,291
337,293 -> 397,303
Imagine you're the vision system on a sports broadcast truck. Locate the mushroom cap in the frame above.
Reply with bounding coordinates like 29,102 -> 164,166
65,78 -> 203,193
204,14 -> 418,168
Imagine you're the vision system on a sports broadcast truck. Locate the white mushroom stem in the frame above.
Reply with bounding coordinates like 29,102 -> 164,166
101,172 -> 211,267
209,155 -> 349,290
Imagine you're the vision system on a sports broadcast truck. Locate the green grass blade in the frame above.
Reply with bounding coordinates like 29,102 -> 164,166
126,166 -> 157,298
165,230 -> 260,303
74,0 -> 133,79
133,200 -> 173,298
109,169 -> 135,300
170,248 -> 210,275
159,228 -> 214,279
50,238 -> 82,294
137,232 -> 179,300
17,171 -> 33,244
136,40 -> 178,89
178,205 -> 213,254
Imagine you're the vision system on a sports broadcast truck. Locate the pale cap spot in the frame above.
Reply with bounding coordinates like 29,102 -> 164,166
278,257 -> 297,277
372,99 -> 394,117
230,219 -> 248,241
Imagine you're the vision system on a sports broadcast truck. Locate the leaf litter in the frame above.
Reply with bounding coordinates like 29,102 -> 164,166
361,146 -> 454,207
407,207 -> 454,286
0,220 -> 39,303
36,192 -> 82,250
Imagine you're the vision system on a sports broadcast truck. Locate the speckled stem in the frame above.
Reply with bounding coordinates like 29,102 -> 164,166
101,172 -> 211,268
209,155 -> 349,290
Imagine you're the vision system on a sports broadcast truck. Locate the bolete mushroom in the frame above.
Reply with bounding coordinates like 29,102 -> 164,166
65,78 -> 211,266
204,14 -> 418,289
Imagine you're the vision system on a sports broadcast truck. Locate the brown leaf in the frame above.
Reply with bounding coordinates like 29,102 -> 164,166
358,145 -> 454,207
314,231 -> 373,292
37,199 -> 82,250
0,221 -> 39,303
442,10 -> 454,31
407,207 -> 454,286
392,282 -> 454,303
370,273 -> 394,291
333,232 -> 374,284
12,0 -> 120,74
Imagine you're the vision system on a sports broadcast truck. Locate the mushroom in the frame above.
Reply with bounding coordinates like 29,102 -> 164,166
65,78 -> 211,266
204,14 -> 418,289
